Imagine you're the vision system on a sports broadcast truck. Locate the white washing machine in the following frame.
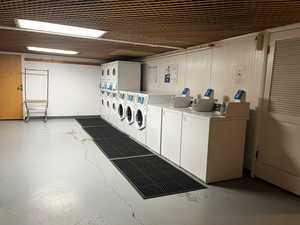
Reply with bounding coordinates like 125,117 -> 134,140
132,92 -> 174,145
102,95 -> 109,121
104,91 -> 113,123
117,91 -> 127,132
134,95 -> 147,144
124,92 -> 136,137
110,91 -> 118,127
100,93 -> 106,119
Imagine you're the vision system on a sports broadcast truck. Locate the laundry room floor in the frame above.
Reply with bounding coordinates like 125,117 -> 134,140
0,119 -> 300,225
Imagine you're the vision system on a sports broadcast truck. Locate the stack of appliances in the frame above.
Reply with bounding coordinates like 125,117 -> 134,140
100,61 -> 250,184
99,61 -> 175,145
100,60 -> 141,128
100,61 -> 141,92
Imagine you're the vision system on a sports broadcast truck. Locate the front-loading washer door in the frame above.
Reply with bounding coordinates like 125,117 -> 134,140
118,103 -> 125,120
126,106 -> 134,124
112,102 -> 117,113
135,109 -> 146,129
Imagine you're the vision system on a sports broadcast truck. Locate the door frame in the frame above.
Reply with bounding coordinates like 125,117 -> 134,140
254,28 -> 300,195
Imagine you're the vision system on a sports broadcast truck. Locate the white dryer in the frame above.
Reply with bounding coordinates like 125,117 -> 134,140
133,92 -> 174,145
102,95 -> 110,122
110,91 -> 118,127
124,92 -> 136,137
105,91 -> 113,123
133,95 -> 147,144
117,91 -> 127,132
100,93 -> 106,119
128,92 -> 174,145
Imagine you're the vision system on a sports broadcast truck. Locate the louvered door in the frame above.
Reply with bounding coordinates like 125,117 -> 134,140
255,31 -> 300,196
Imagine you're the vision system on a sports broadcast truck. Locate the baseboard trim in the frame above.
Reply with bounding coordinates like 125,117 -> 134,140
26,115 -> 100,119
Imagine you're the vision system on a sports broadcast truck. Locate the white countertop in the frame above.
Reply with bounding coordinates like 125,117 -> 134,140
149,103 -> 225,119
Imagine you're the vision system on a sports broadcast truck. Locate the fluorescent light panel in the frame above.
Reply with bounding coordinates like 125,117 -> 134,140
27,46 -> 78,55
16,19 -> 106,38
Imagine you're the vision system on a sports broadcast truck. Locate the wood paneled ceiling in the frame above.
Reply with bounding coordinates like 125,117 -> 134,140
0,0 -> 300,59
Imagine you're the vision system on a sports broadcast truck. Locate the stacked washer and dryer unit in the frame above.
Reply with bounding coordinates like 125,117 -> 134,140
100,60 -> 141,129
99,60 -> 174,148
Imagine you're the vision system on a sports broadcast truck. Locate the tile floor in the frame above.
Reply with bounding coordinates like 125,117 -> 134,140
0,119 -> 299,225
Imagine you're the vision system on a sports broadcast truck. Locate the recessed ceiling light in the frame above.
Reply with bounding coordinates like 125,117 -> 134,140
27,46 -> 79,55
16,19 -> 106,38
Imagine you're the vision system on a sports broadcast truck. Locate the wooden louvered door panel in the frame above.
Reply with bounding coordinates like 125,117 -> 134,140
255,31 -> 300,196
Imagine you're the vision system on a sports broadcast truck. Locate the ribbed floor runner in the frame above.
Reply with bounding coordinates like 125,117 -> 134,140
94,136 -> 154,159
76,117 -> 111,127
76,117 -> 206,199
112,155 -> 206,199
83,126 -> 126,139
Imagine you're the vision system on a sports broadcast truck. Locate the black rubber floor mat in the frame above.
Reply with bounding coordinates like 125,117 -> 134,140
112,155 -> 206,199
94,136 -> 154,159
76,118 -> 110,127
83,126 -> 127,139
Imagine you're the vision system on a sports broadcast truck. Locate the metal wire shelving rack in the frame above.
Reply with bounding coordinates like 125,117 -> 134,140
24,68 -> 49,122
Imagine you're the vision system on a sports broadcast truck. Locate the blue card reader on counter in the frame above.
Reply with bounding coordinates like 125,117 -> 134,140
234,90 -> 246,102
234,90 -> 245,99
204,88 -> 213,97
182,88 -> 190,95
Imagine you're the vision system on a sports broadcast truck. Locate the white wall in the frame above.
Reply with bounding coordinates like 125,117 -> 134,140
142,33 -> 267,170
142,34 -> 265,107
23,55 -> 101,117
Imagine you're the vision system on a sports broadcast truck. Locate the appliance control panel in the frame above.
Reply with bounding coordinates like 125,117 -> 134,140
127,95 -> 135,102
119,93 -> 125,99
137,96 -> 145,104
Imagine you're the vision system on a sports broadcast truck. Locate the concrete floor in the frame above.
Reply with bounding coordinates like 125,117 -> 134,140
0,119 -> 300,225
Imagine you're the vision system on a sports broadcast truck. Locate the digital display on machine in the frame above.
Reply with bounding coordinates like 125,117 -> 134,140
137,97 -> 144,104
127,95 -> 135,101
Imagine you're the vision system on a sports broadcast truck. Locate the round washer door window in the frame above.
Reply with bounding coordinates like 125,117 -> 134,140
106,101 -> 110,108
112,103 -> 116,111
112,68 -> 116,76
126,107 -> 133,123
135,109 -> 143,127
118,104 -> 124,118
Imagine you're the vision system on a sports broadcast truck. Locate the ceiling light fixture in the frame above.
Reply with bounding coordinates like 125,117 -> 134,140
16,19 -> 106,38
27,46 -> 79,55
